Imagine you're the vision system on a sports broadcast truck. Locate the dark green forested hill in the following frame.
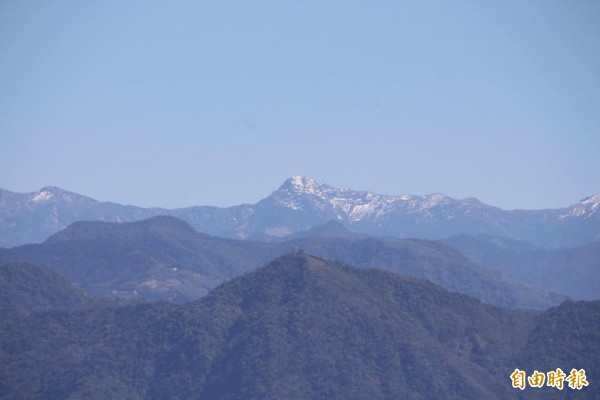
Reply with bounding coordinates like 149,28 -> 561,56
0,261 -> 87,316
278,236 -> 566,310
0,255 -> 598,399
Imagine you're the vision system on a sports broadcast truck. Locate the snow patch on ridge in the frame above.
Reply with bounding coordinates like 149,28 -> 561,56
559,194 -> 600,219
31,190 -> 55,203
275,176 -> 469,223
289,176 -> 320,194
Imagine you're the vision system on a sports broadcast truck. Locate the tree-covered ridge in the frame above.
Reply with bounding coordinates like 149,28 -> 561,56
0,255 -> 598,399
0,261 -> 87,316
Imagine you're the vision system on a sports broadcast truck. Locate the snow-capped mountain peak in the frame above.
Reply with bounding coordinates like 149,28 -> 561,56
580,193 -> 600,206
559,193 -> 600,219
284,176 -> 322,195
29,186 -> 76,202
1,180 -> 598,248
31,189 -> 56,203
272,177 -> 476,223
24,186 -> 99,207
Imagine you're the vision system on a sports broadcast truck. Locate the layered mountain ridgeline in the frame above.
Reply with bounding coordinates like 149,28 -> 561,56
0,216 -> 565,309
1,177 -> 599,248
441,235 -> 600,300
261,219 -> 366,241
277,236 -> 567,310
1,254 -> 598,400
0,216 -> 277,301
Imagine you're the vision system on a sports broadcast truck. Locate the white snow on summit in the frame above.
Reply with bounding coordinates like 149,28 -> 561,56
275,176 -> 478,222
31,190 -> 55,203
559,193 -> 600,219
289,176 -> 320,194
581,193 -> 600,205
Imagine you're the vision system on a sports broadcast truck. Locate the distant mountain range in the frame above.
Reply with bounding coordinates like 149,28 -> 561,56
1,255 -> 598,399
0,216 -> 567,309
440,234 -> 600,300
1,176 -> 599,248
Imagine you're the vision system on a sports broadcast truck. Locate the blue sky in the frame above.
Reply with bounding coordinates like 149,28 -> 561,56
1,1 -> 598,209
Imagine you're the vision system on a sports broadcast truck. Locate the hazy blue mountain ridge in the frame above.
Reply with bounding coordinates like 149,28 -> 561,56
441,234 -> 600,300
0,216 -> 566,309
1,177 -> 598,248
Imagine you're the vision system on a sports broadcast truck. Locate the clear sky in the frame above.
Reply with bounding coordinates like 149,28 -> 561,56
1,1 -> 598,210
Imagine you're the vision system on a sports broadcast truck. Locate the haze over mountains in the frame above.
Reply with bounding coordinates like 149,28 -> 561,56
1,176 -> 599,248
0,216 -> 566,309
1,178 -> 598,399
441,235 -> 600,301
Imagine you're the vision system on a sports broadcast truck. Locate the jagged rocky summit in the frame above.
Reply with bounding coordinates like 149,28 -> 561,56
1,177 -> 599,247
